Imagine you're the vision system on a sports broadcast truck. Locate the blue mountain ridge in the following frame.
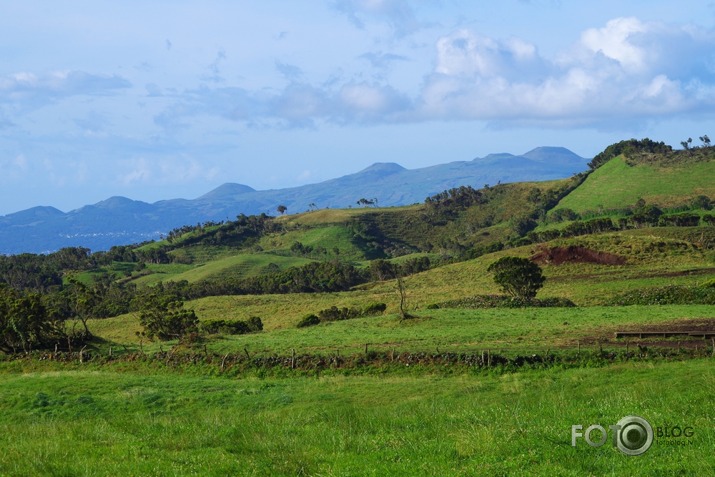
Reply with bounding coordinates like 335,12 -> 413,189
0,147 -> 588,254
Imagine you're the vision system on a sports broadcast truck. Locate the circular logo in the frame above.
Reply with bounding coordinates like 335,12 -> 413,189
615,415 -> 653,456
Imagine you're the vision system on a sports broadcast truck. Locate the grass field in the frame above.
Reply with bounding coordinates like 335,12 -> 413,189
87,304 -> 715,357
555,156 -> 715,213
0,358 -> 712,476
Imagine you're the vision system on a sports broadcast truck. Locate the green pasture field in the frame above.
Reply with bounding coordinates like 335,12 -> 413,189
87,304 -> 715,358
555,155 -> 715,213
0,358 -> 712,476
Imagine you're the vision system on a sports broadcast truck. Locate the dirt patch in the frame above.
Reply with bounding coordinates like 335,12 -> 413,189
531,245 -> 626,266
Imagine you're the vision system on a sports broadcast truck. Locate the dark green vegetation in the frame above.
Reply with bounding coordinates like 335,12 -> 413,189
0,138 -> 714,474
487,256 -> 545,300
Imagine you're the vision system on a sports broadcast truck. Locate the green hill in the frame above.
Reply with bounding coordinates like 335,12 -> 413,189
554,152 -> 715,214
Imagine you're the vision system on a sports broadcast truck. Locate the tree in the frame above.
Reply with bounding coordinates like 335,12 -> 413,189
396,277 -> 414,320
276,205 -> 287,215
487,257 -> 545,301
136,289 -> 199,341
0,286 -> 63,353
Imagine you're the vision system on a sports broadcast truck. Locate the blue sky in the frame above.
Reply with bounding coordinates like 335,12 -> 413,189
1,1 -> 714,215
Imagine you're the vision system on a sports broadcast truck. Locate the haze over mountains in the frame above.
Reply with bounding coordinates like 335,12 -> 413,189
0,147 -> 588,254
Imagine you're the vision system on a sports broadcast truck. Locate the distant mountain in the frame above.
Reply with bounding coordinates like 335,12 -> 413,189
0,147 -> 588,253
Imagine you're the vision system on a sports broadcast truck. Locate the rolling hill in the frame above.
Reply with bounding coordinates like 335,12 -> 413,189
0,146 -> 587,254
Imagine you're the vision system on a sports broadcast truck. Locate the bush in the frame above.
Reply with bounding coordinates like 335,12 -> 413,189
200,317 -> 263,335
296,303 -> 387,328
436,295 -> 576,309
138,299 -> 199,341
607,286 -> 715,305
297,314 -> 320,328
363,303 -> 387,315
246,316 -> 263,332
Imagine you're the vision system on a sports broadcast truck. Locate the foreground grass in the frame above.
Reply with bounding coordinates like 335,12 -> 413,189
0,359 -> 712,476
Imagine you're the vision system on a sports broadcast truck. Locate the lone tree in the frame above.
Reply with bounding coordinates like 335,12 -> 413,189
487,256 -> 545,301
276,205 -> 287,215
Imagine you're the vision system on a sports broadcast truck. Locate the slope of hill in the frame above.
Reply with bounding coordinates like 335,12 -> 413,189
0,147 -> 587,254
553,151 -> 715,214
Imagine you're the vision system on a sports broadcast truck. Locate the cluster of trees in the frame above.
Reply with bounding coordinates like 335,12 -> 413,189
425,185 -> 489,216
184,260 -> 368,298
680,135 -> 711,150
357,198 -> 378,207
588,138 -> 672,170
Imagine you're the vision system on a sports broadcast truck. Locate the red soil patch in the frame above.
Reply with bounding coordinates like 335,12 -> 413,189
531,245 -> 626,266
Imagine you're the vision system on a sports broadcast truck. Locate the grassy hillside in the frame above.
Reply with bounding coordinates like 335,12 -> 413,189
555,154 -> 715,214
86,226 -> 715,354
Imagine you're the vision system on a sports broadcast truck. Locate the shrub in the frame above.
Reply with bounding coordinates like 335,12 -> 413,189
138,299 -> 199,341
246,316 -> 264,332
435,295 -> 575,309
363,303 -> 387,315
297,314 -> 320,328
607,286 -> 715,305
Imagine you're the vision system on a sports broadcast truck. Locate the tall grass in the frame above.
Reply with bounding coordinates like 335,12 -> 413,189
0,359 -> 713,475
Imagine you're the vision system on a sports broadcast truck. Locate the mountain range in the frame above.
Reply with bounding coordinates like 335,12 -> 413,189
0,147 -> 588,254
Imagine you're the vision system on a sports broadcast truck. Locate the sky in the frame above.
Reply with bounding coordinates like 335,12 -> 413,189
1,1 -> 715,215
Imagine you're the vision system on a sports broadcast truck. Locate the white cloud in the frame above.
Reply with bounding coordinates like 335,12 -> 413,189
418,18 -> 715,124
150,17 -> 715,130
579,17 -> 649,73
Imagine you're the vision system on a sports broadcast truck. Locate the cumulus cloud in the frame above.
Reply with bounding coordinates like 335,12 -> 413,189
417,18 -> 715,124
154,17 -> 715,129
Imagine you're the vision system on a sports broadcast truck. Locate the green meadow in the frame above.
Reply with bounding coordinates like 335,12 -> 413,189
0,359 -> 713,476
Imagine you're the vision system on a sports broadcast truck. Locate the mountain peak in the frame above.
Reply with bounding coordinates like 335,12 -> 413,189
522,146 -> 584,162
198,183 -> 256,201
95,196 -> 139,208
359,162 -> 406,175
